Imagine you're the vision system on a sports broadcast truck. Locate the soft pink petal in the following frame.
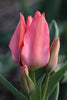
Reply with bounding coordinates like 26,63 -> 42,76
26,16 -> 33,30
9,13 -> 26,64
42,12 -> 45,17
26,11 -> 41,30
9,22 -> 20,63
21,14 -> 50,70
33,11 -> 41,19
19,13 -> 26,51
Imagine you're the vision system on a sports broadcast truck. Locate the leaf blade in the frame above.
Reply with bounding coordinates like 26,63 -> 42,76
0,75 -> 27,100
48,83 -> 59,100
46,64 -> 67,98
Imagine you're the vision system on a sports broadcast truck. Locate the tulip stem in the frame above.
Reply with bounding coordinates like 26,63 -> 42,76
42,72 -> 50,100
29,70 -> 36,84
28,95 -> 31,100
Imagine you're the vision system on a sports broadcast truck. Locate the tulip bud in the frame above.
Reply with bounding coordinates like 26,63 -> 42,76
20,65 -> 35,95
47,38 -> 60,72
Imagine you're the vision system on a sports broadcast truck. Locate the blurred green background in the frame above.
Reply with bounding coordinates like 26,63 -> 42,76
0,0 -> 67,100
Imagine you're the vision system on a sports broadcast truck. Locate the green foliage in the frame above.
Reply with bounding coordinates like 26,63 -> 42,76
37,74 -> 46,100
49,20 -> 59,45
48,83 -> 59,100
31,84 -> 41,100
46,64 -> 67,99
0,75 -> 27,100
62,71 -> 67,83
35,67 -> 45,81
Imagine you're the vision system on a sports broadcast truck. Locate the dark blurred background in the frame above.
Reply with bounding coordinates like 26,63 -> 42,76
0,0 -> 67,100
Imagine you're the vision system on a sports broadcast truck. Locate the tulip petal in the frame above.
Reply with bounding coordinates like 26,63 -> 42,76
21,14 -> 50,70
9,13 -> 26,63
49,38 -> 60,71
50,38 -> 59,53
19,13 -> 26,50
9,22 -> 20,63
33,11 -> 41,19
26,16 -> 33,30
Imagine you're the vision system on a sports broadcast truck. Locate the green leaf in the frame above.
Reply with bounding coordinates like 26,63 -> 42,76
37,73 -> 45,88
55,55 -> 67,72
62,71 -> 67,83
52,20 -> 59,38
55,55 -> 67,83
46,64 -> 67,99
49,20 -> 59,45
31,84 -> 41,100
58,55 -> 67,64
0,75 -> 27,100
48,83 -> 59,100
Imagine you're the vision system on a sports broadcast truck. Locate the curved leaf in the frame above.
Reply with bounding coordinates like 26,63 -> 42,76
46,64 -> 67,99
48,83 -> 59,100
0,75 -> 27,100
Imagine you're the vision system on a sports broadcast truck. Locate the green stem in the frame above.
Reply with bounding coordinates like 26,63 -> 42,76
42,73 -> 50,100
28,96 -> 31,100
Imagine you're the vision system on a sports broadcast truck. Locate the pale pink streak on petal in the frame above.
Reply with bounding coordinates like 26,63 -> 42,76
32,14 -> 50,69
21,14 -> 50,70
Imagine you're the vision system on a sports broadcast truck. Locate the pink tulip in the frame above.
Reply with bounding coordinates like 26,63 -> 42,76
9,11 -> 59,70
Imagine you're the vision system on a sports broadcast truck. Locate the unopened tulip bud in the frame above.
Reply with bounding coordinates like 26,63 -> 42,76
47,38 -> 60,72
9,11 -> 50,70
20,65 -> 35,95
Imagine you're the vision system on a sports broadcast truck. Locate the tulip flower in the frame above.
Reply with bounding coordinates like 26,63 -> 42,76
9,11 -> 60,71
9,11 -> 50,70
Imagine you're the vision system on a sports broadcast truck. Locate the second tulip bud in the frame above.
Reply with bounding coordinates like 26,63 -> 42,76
20,65 -> 35,95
